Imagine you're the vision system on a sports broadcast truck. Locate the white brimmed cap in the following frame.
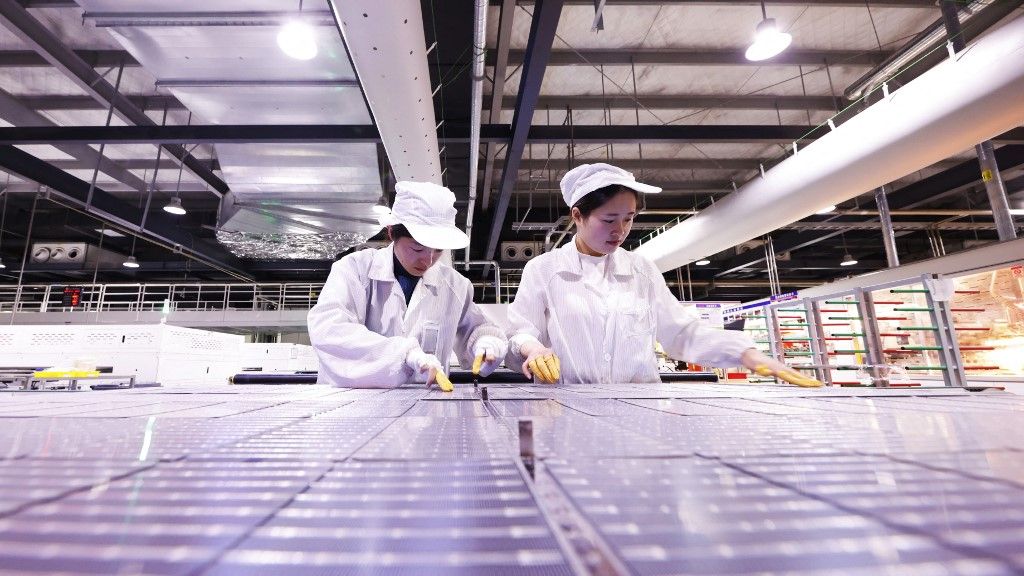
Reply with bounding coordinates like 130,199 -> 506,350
560,163 -> 662,207
379,181 -> 469,250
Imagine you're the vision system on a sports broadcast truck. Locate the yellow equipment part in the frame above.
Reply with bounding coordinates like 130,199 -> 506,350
32,370 -> 101,379
472,355 -> 483,376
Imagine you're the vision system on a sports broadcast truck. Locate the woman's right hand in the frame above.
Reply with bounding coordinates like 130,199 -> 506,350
520,342 -> 561,384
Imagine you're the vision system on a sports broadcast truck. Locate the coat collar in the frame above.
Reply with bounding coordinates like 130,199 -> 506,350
555,236 -> 633,278
367,243 -> 441,287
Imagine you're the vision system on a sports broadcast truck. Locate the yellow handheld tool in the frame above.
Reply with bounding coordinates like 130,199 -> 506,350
471,354 -> 483,389
434,370 -> 454,393
754,365 -> 822,388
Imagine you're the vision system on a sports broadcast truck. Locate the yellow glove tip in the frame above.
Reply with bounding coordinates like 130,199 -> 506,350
472,355 -> 483,376
753,365 -> 822,388
435,372 -> 454,392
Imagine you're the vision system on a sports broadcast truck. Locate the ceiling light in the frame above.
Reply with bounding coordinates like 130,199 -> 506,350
0,261 -> 5,269
96,228 -> 125,237
1009,208 -> 1024,216
815,205 -> 837,215
840,253 -> 858,266
122,256 -> 140,269
745,17 -> 792,62
695,259 -> 711,266
162,197 -> 186,215
277,21 -> 318,60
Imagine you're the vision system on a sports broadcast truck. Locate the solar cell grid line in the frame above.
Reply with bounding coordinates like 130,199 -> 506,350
716,453 -> 1024,571
544,457 -> 1014,575
203,461 -> 580,576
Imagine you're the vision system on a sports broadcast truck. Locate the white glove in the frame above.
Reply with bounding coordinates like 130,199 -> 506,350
472,335 -> 507,377
405,348 -> 445,383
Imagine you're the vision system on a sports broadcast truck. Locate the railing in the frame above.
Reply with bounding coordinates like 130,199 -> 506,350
0,283 -> 325,314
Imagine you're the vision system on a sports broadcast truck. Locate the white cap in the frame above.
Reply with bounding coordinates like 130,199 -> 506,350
560,162 -> 662,208
379,181 -> 469,250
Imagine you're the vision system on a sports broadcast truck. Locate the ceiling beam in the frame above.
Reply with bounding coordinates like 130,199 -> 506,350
0,87 -> 149,192
713,144 -> 1024,276
517,157 -> 760,171
14,94 -> 185,111
508,94 -> 844,111
480,0 -> 517,212
0,144 -> 249,278
5,123 -> 1021,147
0,49 -> 139,67
0,1 -> 228,195
486,0 -> 564,261
498,48 -> 894,67
46,158 -> 221,171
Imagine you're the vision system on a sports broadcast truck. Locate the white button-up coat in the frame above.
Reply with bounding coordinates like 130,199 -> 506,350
507,240 -> 755,384
308,245 -> 504,388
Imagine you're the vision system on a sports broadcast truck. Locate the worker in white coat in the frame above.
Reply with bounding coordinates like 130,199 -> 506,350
308,181 -> 507,390
506,163 -> 821,387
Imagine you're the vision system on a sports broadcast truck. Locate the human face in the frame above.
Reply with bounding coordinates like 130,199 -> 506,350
572,189 -> 637,256
392,235 -> 443,277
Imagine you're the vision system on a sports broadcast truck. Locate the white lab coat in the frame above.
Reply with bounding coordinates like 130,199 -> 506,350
507,239 -> 755,384
308,244 -> 504,388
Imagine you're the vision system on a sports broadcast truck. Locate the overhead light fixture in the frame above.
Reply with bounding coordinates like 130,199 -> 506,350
0,261 -> 5,269
122,255 -> 140,269
163,197 -> 186,215
1009,208 -> 1024,216
745,1 -> 792,62
815,205 -> 837,215
840,253 -> 858,266
277,21 -> 318,60
695,259 -> 711,266
95,228 -> 125,237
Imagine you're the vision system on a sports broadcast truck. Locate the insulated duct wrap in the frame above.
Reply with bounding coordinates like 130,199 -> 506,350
635,14 -> 1024,272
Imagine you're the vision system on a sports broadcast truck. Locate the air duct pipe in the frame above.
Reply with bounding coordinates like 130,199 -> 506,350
635,14 -> 1024,273
463,0 -> 488,268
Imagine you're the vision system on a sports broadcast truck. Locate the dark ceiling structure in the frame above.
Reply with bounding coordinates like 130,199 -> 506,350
0,0 -> 1021,303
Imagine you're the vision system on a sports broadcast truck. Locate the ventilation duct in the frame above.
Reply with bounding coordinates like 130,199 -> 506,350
635,14 -> 1024,273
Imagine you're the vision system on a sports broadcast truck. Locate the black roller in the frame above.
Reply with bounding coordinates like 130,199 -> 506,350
661,372 -> 718,383
230,373 -> 318,385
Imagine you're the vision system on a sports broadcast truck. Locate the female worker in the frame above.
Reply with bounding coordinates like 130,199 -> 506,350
308,181 -> 507,390
506,163 -> 819,387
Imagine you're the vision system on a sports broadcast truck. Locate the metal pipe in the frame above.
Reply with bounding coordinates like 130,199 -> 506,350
454,259 -> 502,303
941,0 -> 1017,242
463,0 -> 488,269
845,0 -> 1018,100
635,13 -> 1024,272
874,185 -> 900,267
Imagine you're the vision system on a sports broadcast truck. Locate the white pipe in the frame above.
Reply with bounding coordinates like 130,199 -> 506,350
635,14 -> 1024,273
463,0 -> 488,268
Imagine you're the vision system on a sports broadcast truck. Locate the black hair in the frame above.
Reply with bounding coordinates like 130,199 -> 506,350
387,224 -> 412,241
571,184 -> 638,217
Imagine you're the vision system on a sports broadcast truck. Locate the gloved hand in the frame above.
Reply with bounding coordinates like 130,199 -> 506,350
520,341 -> 560,384
740,349 -> 822,388
406,348 -> 453,392
472,335 -> 507,377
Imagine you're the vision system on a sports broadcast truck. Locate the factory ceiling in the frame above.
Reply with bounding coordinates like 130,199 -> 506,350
0,0 -> 1022,302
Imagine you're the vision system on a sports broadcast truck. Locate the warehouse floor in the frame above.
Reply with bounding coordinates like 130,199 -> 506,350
2,383 -> 1023,575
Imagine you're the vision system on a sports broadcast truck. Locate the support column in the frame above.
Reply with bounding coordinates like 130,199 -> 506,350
875,185 -> 900,267
941,0 -> 1017,241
